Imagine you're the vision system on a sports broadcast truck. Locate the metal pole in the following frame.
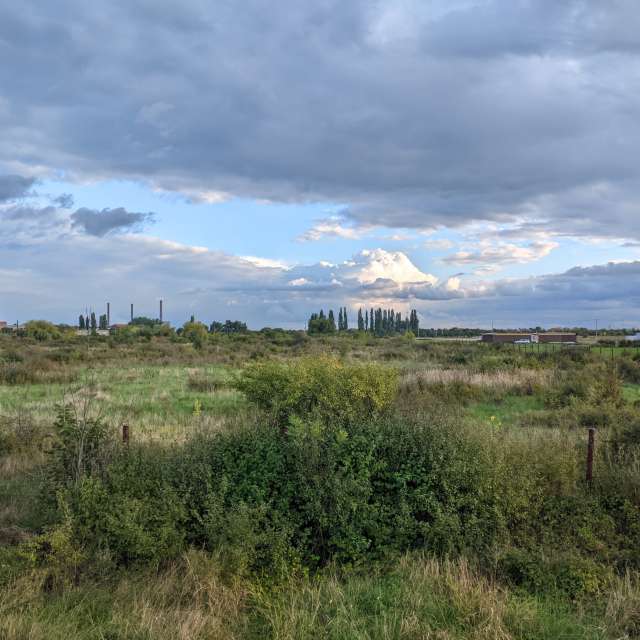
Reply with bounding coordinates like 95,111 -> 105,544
586,428 -> 596,484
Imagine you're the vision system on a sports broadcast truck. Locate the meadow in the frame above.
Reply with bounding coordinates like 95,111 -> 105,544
1,330 -> 639,639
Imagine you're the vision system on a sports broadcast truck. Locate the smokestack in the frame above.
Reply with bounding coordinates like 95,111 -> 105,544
107,302 -> 110,327
159,299 -> 163,323
130,303 -> 133,322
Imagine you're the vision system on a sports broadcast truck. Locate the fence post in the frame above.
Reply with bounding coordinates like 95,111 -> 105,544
586,428 -> 596,484
122,423 -> 130,446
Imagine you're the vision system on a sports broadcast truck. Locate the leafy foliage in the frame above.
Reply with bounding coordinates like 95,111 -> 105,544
235,356 -> 398,426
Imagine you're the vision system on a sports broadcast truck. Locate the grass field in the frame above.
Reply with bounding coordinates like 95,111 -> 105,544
1,332 -> 639,639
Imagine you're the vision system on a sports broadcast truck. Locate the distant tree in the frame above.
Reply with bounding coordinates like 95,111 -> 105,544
357,308 -> 364,331
210,320 -> 248,334
25,320 -> 61,342
130,317 -> 160,327
307,310 -> 336,335
409,309 -> 419,333
338,308 -> 344,331
343,307 -> 348,331
182,320 -> 208,348
328,309 -> 336,332
78,314 -> 85,330
90,312 -> 97,331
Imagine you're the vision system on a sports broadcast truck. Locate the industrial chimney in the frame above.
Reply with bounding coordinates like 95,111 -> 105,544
107,302 -> 110,327
130,303 -> 134,322
159,299 -> 163,323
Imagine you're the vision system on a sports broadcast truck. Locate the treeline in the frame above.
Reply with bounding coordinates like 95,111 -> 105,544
418,327 -> 486,338
78,312 -> 109,331
308,307 -> 419,336
307,307 -> 348,334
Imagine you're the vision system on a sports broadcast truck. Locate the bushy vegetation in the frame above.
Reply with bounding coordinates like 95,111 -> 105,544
1,332 -> 640,638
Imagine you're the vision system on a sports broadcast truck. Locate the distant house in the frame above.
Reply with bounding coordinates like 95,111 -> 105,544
0,321 -> 6,330
481,332 -> 577,344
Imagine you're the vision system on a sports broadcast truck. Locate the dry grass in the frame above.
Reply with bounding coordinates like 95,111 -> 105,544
0,551 -> 248,640
251,555 -> 598,640
402,367 -> 551,393
605,571 -> 640,638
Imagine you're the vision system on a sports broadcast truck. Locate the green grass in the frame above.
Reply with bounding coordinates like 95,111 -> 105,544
0,553 -> 611,640
250,556 -> 605,640
623,383 -> 640,404
467,394 -> 545,427
1,336 -> 639,639
0,364 -> 247,443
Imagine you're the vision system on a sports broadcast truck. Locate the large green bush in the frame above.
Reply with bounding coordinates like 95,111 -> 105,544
235,356 -> 398,426
61,416 -> 500,572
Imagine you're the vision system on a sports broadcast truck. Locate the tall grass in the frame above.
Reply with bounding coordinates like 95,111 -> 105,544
1,336 -> 639,639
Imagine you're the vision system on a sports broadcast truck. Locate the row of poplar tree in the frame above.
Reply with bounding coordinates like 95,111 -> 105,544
308,307 -> 419,335
78,313 -> 109,331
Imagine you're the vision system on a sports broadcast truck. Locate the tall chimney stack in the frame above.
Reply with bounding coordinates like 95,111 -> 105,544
159,299 -> 163,323
107,302 -> 110,327
130,303 -> 134,322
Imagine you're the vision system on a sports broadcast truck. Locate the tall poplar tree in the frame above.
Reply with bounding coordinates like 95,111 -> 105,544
328,309 -> 336,331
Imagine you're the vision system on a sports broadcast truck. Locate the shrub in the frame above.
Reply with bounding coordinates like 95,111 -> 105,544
545,363 -> 622,409
23,320 -> 62,342
619,357 -> 640,384
66,453 -> 188,566
182,321 -> 208,348
46,404 -> 111,491
235,356 -> 398,427
187,372 -> 229,392
498,549 -> 609,599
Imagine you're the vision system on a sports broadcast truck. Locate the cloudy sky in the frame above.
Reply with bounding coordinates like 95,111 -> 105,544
2,0 -> 640,328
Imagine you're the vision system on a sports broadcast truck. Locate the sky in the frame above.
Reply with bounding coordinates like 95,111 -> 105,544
2,0 -> 640,329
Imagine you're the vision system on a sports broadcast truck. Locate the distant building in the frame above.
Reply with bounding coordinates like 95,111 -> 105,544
481,332 -> 577,344
0,321 -> 6,330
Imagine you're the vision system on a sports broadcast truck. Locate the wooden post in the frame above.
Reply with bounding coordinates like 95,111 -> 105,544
586,428 -> 596,484
122,423 -> 130,445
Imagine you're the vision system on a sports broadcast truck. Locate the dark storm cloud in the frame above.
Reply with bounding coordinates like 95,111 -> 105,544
0,175 -> 36,202
70,207 -> 155,236
0,202 -> 154,244
1,1 -> 640,237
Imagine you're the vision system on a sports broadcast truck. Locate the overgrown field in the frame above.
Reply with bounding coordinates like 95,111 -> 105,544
1,332 -> 639,639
